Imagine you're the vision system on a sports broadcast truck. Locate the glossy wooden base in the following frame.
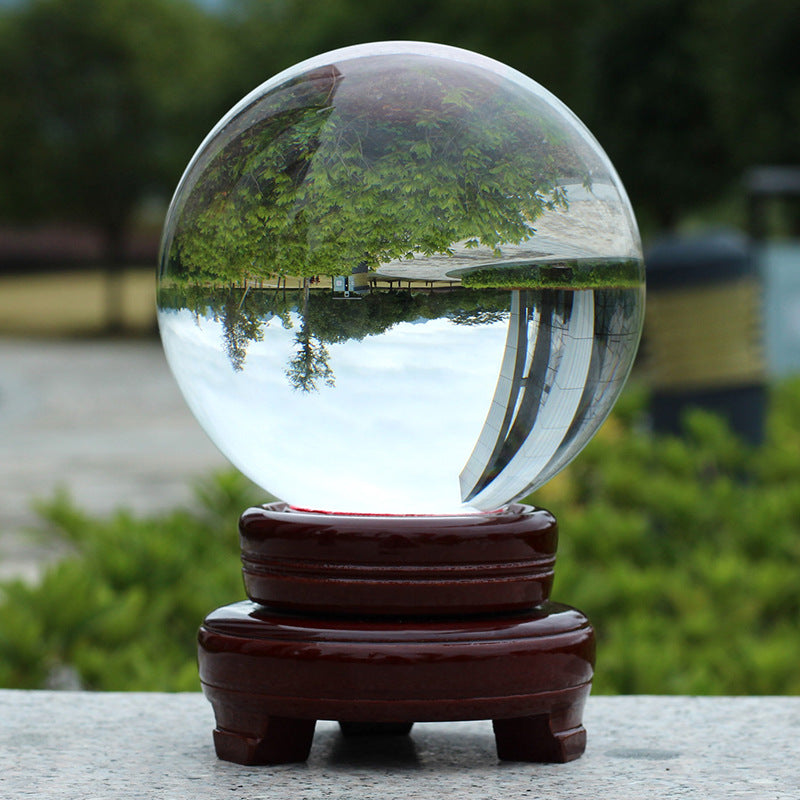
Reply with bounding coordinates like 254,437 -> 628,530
239,502 -> 559,615
198,504 -> 595,765
199,600 -> 594,764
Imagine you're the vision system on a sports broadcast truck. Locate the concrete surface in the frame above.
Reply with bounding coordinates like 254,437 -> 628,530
0,338 -> 229,580
0,692 -> 797,799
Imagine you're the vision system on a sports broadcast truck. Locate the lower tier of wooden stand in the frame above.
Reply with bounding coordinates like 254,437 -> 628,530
198,600 -> 595,765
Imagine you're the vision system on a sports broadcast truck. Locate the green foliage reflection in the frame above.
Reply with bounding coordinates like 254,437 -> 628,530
162,54 -> 586,286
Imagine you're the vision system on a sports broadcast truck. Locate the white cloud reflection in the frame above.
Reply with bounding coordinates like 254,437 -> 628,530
158,308 -> 508,513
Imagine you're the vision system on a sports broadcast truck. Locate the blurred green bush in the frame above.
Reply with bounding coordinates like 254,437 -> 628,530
545,378 -> 800,694
0,471 -> 262,691
1,380 -> 799,694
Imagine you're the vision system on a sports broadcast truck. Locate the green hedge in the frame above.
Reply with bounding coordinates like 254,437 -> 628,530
543,379 -> 800,694
0,472 -> 262,691
1,380 -> 799,694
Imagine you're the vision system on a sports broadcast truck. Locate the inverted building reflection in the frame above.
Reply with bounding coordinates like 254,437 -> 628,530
460,287 -> 643,507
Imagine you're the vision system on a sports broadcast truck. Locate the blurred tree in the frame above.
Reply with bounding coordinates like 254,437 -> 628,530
696,0 -> 800,174
576,0 -> 725,231
220,0 -> 593,115
412,0 -> 595,107
2,0 -> 797,252
0,0 -> 235,268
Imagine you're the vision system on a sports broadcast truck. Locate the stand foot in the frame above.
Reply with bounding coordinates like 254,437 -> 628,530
213,717 -> 316,765
339,721 -> 414,737
493,713 -> 586,763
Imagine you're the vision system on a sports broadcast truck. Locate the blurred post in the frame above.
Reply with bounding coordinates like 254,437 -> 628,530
746,167 -> 800,377
644,231 -> 766,444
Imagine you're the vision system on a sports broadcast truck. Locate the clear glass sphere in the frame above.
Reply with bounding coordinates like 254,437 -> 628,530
158,41 -> 644,514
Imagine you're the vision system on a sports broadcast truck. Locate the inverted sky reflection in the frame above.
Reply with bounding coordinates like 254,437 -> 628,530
159,307 -> 508,513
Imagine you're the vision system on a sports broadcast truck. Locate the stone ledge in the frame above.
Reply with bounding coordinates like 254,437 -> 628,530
1,691 -> 798,799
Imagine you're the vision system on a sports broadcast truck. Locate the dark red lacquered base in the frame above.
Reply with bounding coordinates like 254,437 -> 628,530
198,503 -> 595,765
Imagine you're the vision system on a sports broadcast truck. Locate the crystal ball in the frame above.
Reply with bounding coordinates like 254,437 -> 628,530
158,41 -> 644,514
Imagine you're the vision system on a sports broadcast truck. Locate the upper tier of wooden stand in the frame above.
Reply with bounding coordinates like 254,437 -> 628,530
239,502 -> 558,615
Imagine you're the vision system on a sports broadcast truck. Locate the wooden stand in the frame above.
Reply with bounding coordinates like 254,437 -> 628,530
198,503 -> 595,765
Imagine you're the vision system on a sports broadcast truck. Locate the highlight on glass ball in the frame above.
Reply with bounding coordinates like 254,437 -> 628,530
157,41 -> 644,515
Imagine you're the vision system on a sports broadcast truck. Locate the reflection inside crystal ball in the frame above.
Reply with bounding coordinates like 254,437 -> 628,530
157,42 -> 644,514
